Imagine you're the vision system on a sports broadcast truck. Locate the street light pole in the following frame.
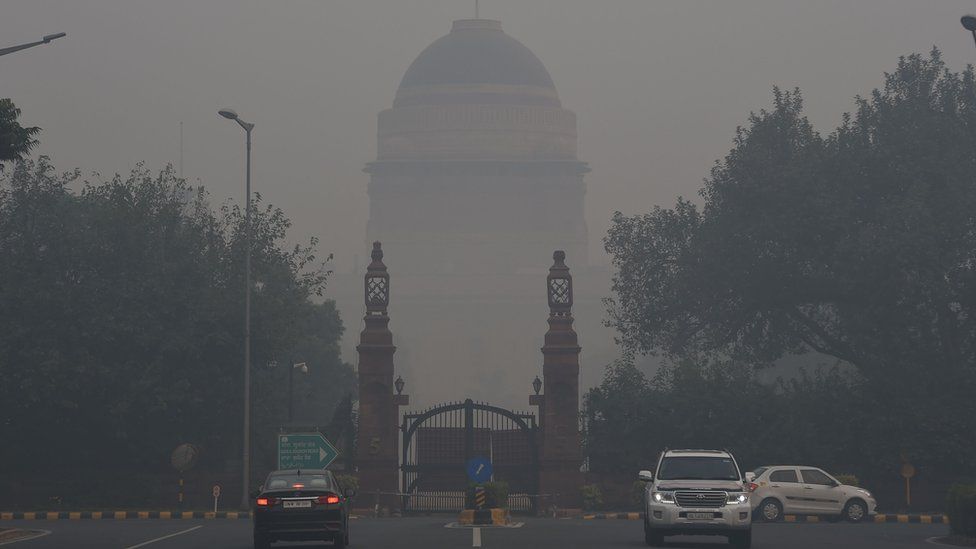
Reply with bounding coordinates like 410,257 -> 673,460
219,108 -> 255,510
288,362 -> 308,424
963,15 -> 976,49
0,33 -> 66,57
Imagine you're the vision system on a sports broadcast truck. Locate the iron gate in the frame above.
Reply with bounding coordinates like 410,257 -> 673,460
400,398 -> 538,512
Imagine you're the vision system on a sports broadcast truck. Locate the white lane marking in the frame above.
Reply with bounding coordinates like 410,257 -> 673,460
472,526 -> 482,547
123,525 -> 203,549
0,530 -> 51,546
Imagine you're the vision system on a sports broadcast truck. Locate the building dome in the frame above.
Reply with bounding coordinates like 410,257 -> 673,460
394,19 -> 560,108
376,18 -> 578,161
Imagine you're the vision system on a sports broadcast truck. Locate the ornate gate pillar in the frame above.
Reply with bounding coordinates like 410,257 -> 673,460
533,250 -> 583,510
356,242 -> 408,509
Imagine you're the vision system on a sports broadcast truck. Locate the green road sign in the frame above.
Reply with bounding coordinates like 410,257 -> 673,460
278,433 -> 339,470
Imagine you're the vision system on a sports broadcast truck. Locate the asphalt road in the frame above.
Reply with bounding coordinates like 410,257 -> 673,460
0,517 -> 950,549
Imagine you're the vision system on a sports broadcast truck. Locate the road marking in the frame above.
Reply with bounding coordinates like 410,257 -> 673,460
123,525 -> 203,549
0,530 -> 51,546
472,526 -> 481,547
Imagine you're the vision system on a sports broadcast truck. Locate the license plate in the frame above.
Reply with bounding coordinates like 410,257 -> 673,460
283,500 -> 312,509
687,512 -> 713,520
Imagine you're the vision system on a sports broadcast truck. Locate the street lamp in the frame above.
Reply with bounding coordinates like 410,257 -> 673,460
289,362 -> 309,423
532,376 -> 542,396
963,16 -> 976,48
394,375 -> 405,395
0,33 -> 66,57
219,107 -> 255,509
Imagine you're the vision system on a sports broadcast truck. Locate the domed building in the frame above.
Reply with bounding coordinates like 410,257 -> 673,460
351,18 -> 606,409
367,18 -> 588,273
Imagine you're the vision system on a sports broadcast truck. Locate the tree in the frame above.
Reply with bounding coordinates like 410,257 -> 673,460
0,157 -> 355,482
0,99 -> 40,170
605,50 -> 976,471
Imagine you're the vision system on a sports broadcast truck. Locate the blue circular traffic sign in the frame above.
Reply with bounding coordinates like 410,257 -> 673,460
466,456 -> 493,483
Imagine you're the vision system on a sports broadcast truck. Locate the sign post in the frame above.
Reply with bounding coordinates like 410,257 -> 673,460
170,443 -> 198,510
212,485 -> 221,513
901,463 -> 915,508
278,433 -> 340,470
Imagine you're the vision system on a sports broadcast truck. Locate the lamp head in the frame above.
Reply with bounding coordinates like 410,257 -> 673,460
42,32 -> 66,43
963,15 -> 976,31
218,108 -> 239,120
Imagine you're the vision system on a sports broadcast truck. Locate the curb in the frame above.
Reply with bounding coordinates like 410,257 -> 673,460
0,511 -> 252,520
873,514 -> 948,524
458,508 -> 510,526
579,512 -> 949,525
583,512 -> 641,520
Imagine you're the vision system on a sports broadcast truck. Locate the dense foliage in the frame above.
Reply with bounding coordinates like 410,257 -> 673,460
0,99 -> 39,170
947,484 -> 976,537
603,50 -> 976,473
583,361 -> 863,475
0,158 -> 355,480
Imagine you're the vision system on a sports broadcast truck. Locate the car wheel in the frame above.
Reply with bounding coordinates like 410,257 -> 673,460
729,530 -> 752,549
843,499 -> 867,523
759,498 -> 783,522
253,533 -> 270,549
644,524 -> 664,547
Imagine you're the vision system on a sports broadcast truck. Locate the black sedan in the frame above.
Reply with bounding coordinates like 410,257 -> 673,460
253,468 -> 353,548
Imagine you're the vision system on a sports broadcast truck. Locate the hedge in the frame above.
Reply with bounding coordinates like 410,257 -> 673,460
946,484 -> 976,537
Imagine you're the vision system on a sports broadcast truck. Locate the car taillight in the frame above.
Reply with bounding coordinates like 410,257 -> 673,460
316,494 -> 340,505
256,497 -> 278,507
747,482 -> 759,492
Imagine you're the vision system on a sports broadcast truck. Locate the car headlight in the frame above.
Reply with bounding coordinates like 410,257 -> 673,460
652,491 -> 675,504
727,492 -> 749,505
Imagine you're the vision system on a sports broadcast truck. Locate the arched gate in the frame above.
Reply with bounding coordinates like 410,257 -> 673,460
400,399 -> 538,512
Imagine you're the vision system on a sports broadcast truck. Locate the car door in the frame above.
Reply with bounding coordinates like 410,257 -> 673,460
800,468 -> 843,514
767,468 -> 807,513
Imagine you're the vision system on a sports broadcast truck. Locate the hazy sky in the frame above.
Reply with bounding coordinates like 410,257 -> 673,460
4,0 -> 975,277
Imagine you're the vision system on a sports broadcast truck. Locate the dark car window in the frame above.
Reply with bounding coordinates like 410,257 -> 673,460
752,466 -> 769,478
769,469 -> 799,483
801,469 -> 835,485
656,456 -> 741,480
265,474 -> 334,491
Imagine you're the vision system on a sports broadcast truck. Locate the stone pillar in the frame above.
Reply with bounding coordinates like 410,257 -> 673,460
534,250 -> 583,510
356,242 -> 408,510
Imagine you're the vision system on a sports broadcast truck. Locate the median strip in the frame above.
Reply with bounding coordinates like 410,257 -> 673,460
579,512 -> 948,524
0,511 -> 251,520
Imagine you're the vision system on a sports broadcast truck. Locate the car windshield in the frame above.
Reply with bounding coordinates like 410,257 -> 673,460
752,466 -> 769,478
265,474 -> 333,491
657,456 -> 741,480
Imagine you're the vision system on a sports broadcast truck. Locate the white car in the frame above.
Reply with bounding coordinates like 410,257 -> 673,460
746,465 -> 877,522
640,449 -> 752,548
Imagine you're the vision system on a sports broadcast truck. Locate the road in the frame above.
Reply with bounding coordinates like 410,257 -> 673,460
0,517 -> 949,549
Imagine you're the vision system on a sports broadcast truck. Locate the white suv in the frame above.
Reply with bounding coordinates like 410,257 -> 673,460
640,449 -> 752,548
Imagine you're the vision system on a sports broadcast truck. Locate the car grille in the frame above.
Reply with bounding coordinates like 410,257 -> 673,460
674,491 -> 726,508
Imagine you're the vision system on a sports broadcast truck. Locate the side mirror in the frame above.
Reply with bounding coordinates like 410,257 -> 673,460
638,470 -> 654,482
345,488 -> 357,498
744,472 -> 756,482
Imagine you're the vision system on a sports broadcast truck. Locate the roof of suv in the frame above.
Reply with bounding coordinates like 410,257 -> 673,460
664,449 -> 733,458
